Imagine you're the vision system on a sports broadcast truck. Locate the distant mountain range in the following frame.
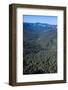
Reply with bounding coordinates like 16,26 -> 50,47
23,22 -> 57,32
23,22 -> 57,42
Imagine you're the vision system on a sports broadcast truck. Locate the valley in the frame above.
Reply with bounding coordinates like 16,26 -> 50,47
23,22 -> 57,75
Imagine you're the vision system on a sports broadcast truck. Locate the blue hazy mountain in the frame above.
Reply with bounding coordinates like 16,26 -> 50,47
23,22 -> 57,41
23,22 -> 57,75
23,22 -> 57,32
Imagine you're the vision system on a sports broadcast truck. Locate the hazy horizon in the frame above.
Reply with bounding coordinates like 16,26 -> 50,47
23,15 -> 57,25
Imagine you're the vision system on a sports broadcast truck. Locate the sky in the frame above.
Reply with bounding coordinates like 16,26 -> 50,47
23,15 -> 57,25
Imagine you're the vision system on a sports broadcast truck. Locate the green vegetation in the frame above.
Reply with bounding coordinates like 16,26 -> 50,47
23,23 -> 57,74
